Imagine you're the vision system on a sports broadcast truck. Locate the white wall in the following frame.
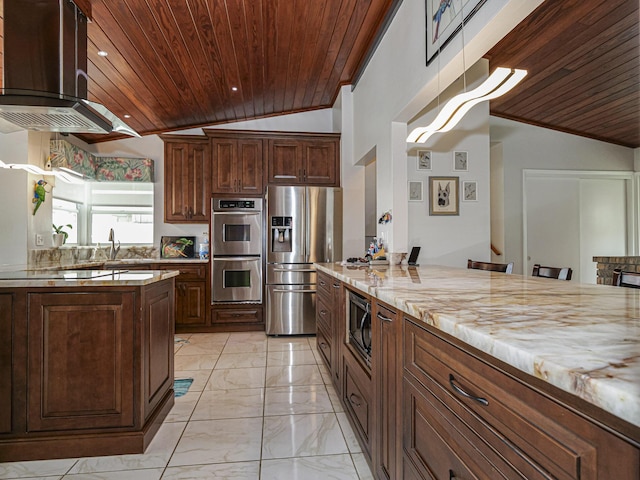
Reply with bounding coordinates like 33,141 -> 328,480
491,116 -> 635,273
0,131 -> 29,267
346,0 -> 543,256
405,60 -> 491,267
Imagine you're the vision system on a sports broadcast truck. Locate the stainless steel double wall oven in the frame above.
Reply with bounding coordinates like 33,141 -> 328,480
211,197 -> 263,303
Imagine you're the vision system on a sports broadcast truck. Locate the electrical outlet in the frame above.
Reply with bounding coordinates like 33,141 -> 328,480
36,234 -> 44,246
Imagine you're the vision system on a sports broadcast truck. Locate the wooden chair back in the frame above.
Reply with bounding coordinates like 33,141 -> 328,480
531,264 -> 572,281
612,269 -> 640,288
467,259 -> 514,274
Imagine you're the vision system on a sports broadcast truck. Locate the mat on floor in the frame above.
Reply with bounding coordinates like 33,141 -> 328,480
174,378 -> 194,397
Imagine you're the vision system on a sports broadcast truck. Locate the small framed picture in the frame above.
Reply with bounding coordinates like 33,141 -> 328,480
417,150 -> 432,170
453,151 -> 468,171
408,181 -> 423,202
429,176 -> 459,215
462,181 -> 477,202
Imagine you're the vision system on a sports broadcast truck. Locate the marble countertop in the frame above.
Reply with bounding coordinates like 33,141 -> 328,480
315,263 -> 640,429
0,269 -> 180,287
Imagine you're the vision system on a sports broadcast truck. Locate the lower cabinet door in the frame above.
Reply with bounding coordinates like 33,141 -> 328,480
176,281 -> 207,326
27,292 -> 136,431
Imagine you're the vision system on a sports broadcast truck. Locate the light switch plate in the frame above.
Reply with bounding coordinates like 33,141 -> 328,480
36,234 -> 44,246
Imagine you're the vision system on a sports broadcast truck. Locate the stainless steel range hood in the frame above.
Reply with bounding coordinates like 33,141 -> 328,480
0,0 -> 138,137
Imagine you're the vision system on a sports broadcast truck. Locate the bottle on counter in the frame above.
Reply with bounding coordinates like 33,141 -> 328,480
198,233 -> 209,260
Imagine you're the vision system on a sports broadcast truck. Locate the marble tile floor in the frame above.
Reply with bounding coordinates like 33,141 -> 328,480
0,332 -> 374,480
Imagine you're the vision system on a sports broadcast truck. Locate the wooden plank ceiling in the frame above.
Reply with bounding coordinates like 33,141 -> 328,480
485,0 -> 639,149
0,0 -> 637,148
80,0 -> 398,143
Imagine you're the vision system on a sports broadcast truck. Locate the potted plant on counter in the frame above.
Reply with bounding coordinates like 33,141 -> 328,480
53,224 -> 72,247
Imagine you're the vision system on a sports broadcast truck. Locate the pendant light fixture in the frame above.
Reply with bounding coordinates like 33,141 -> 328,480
407,67 -> 527,143
407,2 -> 527,144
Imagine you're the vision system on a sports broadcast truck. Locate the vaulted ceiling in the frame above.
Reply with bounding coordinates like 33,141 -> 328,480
1,0 -> 638,148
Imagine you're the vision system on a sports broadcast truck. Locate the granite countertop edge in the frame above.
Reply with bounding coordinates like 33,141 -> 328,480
0,269 -> 180,287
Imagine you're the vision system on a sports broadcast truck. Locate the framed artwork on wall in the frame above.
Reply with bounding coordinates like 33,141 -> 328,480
409,181 -> 423,202
429,176 -> 459,215
426,0 -> 487,65
462,180 -> 477,201
453,151 -> 468,171
417,150 -> 432,170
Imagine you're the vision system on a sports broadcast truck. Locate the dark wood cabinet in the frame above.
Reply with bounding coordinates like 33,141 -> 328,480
210,305 -> 264,332
403,318 -> 640,480
27,291 -> 136,432
0,279 -> 175,462
163,136 -> 211,223
210,136 -> 263,194
0,294 -> 13,434
155,263 -> 208,330
267,135 -> 339,186
316,271 -> 343,392
371,300 -> 401,480
342,344 -> 372,459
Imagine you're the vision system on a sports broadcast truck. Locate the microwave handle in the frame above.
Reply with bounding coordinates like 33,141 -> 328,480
360,303 -> 370,352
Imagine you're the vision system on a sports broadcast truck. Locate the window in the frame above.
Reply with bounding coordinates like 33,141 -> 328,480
53,181 -> 154,246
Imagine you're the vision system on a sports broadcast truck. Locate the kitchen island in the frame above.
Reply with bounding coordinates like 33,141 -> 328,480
315,263 -> 639,479
0,269 -> 179,462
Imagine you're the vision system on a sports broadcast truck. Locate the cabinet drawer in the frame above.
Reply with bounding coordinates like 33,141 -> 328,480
156,263 -> 207,280
343,351 -> 371,453
316,323 -> 332,370
316,296 -> 332,333
212,308 -> 262,324
317,272 -> 333,301
404,319 -> 638,480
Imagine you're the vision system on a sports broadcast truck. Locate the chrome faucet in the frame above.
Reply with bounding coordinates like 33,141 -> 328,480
108,228 -> 121,260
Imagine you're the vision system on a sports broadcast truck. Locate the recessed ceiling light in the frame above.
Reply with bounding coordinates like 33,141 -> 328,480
97,50 -> 108,57
231,87 -> 238,92
123,114 -> 131,118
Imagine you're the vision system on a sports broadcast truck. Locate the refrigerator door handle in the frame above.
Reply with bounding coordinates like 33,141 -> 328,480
272,268 -> 316,273
272,289 -> 317,294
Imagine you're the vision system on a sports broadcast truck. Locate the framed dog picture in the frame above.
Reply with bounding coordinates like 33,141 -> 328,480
429,176 -> 459,215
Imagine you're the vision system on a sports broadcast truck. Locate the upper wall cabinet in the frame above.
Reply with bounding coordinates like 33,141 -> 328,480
267,135 -> 340,186
162,136 -> 211,223
209,136 -> 264,194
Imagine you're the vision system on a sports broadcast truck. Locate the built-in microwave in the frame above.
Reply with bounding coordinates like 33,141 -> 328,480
347,290 -> 371,366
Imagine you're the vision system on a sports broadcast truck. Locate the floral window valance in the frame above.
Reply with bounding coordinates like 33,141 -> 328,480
49,140 -> 154,182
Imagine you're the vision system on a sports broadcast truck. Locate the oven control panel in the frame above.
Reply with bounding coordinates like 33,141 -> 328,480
213,197 -> 263,212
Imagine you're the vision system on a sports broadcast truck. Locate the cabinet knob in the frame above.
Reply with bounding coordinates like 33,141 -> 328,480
349,393 -> 362,407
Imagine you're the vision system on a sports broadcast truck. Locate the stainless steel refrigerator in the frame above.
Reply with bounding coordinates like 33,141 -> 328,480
265,186 -> 343,335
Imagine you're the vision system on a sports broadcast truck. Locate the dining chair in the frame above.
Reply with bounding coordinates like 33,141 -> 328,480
467,259 -> 514,274
612,269 -> 640,288
531,264 -> 572,281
